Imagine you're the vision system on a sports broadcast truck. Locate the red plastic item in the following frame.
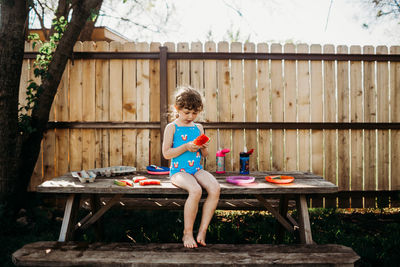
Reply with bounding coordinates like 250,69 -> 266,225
265,175 -> 294,184
193,134 -> 210,146
133,176 -> 148,183
139,179 -> 161,186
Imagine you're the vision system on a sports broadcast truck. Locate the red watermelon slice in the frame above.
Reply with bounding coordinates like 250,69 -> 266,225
193,134 -> 210,146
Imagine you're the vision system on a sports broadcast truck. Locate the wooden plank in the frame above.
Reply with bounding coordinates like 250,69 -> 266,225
297,44 -> 311,172
244,42 -> 257,171
150,42 -> 161,166
204,41 -> 218,171
12,242 -> 360,266
190,42 -> 203,93
310,45 -> 323,176
69,42 -> 83,172
37,173 -> 337,195
82,42 -> 96,170
363,46 -> 377,208
231,42 -> 244,172
58,194 -> 80,242
349,46 -> 363,208
390,46 -> 400,191
376,46 -> 389,192
177,42 -> 190,86
94,41 -> 110,168
323,44 -> 337,208
217,42 -> 232,171
271,44 -> 284,171
136,42 -> 150,170
164,42 -> 176,122
337,45 -> 350,208
122,42 -> 137,167
284,43 -> 297,171
257,43 -> 271,171
54,58 -> 69,177
310,44 -> 323,208
296,195 -> 313,244
109,42 -> 123,166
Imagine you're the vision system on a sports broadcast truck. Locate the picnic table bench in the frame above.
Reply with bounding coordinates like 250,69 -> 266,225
13,171 -> 360,266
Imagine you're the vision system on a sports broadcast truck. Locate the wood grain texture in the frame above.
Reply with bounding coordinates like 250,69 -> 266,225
13,242 -> 359,266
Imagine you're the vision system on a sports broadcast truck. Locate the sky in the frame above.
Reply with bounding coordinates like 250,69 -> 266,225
98,0 -> 400,46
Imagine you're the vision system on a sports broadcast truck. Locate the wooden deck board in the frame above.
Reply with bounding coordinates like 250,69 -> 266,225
13,241 -> 360,267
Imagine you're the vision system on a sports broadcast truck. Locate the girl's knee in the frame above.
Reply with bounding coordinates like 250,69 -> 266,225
208,183 -> 220,198
189,185 -> 202,199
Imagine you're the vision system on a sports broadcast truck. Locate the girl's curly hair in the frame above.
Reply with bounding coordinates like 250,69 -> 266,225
174,86 -> 203,112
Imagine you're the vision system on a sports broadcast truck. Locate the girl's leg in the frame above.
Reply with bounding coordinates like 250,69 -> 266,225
171,172 -> 203,248
193,170 -> 221,246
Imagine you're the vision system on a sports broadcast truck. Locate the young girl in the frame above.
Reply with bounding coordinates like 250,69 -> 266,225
162,87 -> 220,248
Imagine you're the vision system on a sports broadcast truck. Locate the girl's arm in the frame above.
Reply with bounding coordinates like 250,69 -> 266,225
198,124 -> 209,157
162,123 -> 194,159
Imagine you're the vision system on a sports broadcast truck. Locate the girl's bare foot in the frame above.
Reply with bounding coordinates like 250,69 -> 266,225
182,233 -> 198,248
196,231 -> 207,246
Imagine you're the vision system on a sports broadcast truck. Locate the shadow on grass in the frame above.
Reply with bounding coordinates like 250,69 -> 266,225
2,196 -> 400,267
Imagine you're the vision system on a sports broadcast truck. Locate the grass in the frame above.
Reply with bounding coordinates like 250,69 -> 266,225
1,196 -> 400,267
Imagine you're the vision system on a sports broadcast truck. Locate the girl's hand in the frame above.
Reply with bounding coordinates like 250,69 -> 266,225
201,142 -> 209,149
186,142 -> 200,152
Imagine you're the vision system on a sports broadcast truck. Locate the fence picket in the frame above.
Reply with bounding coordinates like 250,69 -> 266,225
390,46 -> 400,199
297,44 -> 311,172
271,44 -> 284,171
204,41 -> 218,171
231,42 -> 244,172
284,43 -> 297,171
109,41 -> 123,166
136,42 -> 150,169
122,42 -> 137,167
377,46 -> 390,195
323,44 -> 337,208
363,45 -> 377,208
81,42 -> 96,170
350,45 -> 363,208
177,42 -> 190,86
150,42 -> 161,166
244,42 -> 257,171
69,42 -> 83,172
310,44 -> 323,207
257,43 -> 271,171
217,42 -> 232,171
337,45 -> 350,208
94,41 -> 110,168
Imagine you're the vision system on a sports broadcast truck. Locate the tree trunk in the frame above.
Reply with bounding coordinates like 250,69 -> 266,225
0,0 -> 103,213
0,1 -> 29,203
79,1 -> 103,41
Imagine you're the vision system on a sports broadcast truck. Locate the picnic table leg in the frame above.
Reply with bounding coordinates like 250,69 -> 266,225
296,194 -> 313,244
276,195 -> 289,243
90,194 -> 104,240
58,194 -> 81,242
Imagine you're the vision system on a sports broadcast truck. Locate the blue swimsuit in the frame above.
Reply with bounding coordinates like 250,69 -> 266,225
169,123 -> 203,176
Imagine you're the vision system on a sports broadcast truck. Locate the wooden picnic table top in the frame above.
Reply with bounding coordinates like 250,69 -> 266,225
37,171 -> 337,195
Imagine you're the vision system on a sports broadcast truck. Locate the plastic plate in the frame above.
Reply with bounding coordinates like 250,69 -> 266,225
265,175 -> 294,184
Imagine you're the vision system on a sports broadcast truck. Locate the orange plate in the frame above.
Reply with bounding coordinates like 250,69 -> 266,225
265,175 -> 294,184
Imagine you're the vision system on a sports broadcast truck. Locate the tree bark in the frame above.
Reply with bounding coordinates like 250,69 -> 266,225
0,0 -> 29,202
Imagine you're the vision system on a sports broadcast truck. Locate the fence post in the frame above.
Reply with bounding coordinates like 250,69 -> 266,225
159,46 -> 168,167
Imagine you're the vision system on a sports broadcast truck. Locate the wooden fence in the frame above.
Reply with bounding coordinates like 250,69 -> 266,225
20,41 -> 400,208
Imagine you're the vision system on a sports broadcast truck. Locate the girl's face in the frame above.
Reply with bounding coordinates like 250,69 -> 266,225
176,107 -> 199,125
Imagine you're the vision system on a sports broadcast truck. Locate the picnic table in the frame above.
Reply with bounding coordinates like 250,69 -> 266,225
37,171 -> 337,245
